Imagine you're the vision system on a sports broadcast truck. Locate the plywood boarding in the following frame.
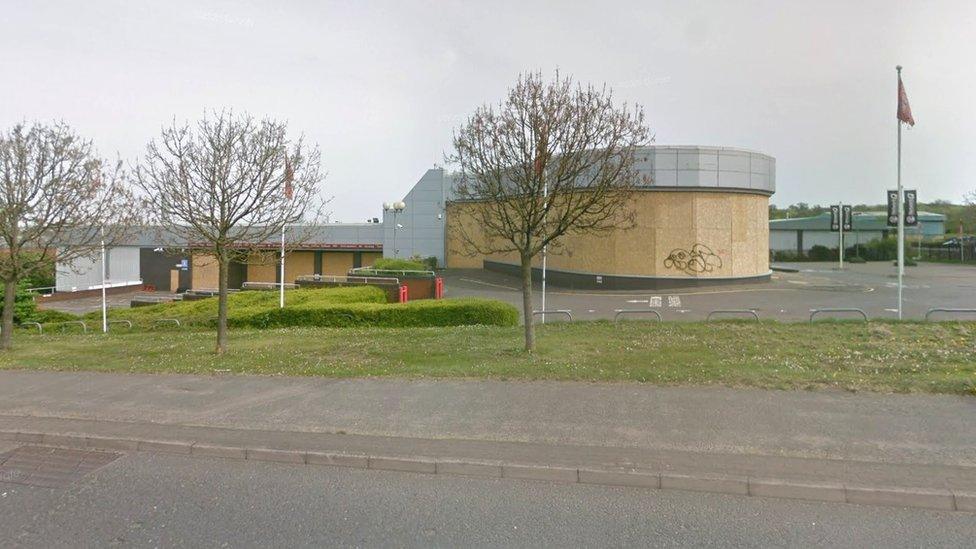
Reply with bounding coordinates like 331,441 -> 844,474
446,191 -> 769,278
191,253 -> 219,290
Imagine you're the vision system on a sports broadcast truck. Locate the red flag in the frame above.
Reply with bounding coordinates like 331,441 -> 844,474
283,155 -> 294,200
897,75 -> 915,127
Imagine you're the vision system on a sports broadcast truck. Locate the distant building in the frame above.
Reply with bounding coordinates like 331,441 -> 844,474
768,211 -> 946,254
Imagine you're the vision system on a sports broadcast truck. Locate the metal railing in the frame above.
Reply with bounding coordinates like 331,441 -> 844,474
613,309 -> 663,322
348,267 -> 435,277
24,286 -> 55,295
295,274 -> 400,285
107,320 -> 133,330
187,288 -> 239,295
50,320 -> 88,333
531,310 -> 573,321
21,321 -> 42,333
154,318 -> 181,327
707,309 -> 760,322
809,308 -> 868,322
241,281 -> 298,290
924,308 -> 976,321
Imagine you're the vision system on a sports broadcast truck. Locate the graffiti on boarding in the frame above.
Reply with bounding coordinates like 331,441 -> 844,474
663,243 -> 723,275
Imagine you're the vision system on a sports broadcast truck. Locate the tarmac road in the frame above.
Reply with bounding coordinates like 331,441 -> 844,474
3,449 -> 975,548
441,262 -> 976,321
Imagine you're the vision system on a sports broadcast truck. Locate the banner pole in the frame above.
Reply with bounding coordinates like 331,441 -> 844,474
839,203 -> 844,269
101,229 -> 108,333
279,226 -> 285,308
896,65 -> 904,320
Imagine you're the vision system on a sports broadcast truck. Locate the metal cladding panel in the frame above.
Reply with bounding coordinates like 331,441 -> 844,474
654,149 -> 679,170
651,169 -> 677,186
385,168 -> 447,264
768,230 -> 798,252
628,146 -> 775,194
719,152 -> 751,172
718,170 -> 751,188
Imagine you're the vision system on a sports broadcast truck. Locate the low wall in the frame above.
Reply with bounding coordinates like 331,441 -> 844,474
34,283 -> 144,303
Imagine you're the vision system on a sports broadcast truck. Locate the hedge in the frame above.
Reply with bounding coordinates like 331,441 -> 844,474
371,258 -> 430,271
231,298 -> 519,329
87,286 -> 388,326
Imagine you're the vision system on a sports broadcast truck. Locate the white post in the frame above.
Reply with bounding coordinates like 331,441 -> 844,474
541,180 -> 547,323
279,226 -> 285,308
100,234 -> 108,333
838,202 -> 844,269
393,210 -> 398,258
896,65 -> 905,320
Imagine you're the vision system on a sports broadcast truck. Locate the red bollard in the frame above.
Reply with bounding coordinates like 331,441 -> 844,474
399,284 -> 408,303
435,277 -> 443,299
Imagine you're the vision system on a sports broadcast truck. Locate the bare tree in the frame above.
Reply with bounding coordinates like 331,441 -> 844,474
136,111 -> 325,354
448,71 -> 650,351
0,122 -> 138,349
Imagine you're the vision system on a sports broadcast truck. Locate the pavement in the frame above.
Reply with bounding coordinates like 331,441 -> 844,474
4,451 -> 976,548
440,261 -> 976,321
1,370 -> 974,512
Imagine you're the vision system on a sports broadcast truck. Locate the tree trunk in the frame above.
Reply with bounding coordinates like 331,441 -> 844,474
520,254 -> 535,352
1,281 -> 15,350
215,255 -> 229,355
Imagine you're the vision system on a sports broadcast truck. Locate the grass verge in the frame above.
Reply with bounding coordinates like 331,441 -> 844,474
2,320 -> 975,394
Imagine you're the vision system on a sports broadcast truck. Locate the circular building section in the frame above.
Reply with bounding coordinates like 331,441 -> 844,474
445,145 -> 775,290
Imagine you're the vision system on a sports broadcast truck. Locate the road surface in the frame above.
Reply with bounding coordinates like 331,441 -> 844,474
2,447 -> 973,548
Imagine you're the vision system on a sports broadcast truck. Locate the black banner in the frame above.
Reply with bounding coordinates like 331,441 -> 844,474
830,204 -> 840,232
842,204 -> 853,231
904,189 -> 918,226
888,190 -> 919,227
887,190 -> 899,226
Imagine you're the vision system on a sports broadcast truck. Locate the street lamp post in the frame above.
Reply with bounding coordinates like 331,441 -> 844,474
384,201 -> 406,257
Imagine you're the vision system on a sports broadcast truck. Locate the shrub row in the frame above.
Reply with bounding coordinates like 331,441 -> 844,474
230,298 -> 518,329
89,285 -> 388,326
370,257 -> 434,271
772,237 -> 901,262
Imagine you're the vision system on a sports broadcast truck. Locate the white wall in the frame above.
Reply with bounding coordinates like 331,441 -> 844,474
56,246 -> 142,292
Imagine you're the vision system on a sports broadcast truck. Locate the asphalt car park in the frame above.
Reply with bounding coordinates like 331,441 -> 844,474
441,262 -> 976,322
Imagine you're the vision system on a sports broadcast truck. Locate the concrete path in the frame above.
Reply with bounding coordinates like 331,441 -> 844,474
1,370 -> 973,465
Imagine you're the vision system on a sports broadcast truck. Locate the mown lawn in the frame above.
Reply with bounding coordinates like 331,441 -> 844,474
2,320 -> 975,395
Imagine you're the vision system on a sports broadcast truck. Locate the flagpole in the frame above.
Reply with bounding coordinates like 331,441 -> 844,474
279,225 -> 285,308
896,65 -> 904,320
100,228 -> 108,333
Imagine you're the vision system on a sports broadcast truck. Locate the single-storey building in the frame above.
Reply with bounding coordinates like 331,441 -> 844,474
768,211 -> 946,254
55,224 -> 383,294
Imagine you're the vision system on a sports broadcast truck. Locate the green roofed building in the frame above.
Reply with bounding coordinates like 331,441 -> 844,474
769,211 -> 945,254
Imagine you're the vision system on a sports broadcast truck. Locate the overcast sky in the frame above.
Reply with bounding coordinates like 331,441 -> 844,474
2,1 -> 974,221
